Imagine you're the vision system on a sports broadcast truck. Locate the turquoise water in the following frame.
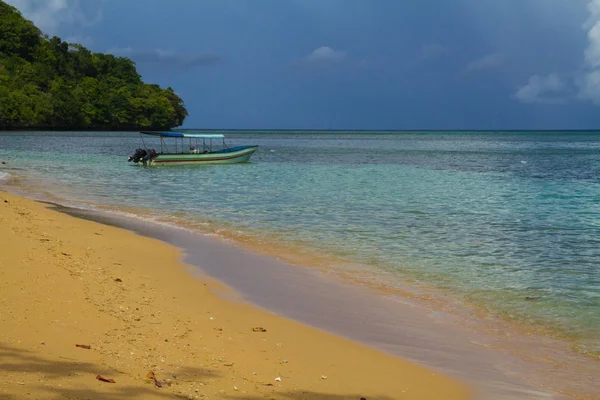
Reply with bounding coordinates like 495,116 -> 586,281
1,131 -> 599,353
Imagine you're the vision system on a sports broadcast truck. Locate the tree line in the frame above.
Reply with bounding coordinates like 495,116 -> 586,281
0,1 -> 188,130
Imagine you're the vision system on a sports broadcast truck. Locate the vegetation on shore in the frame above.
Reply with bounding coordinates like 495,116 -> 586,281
0,1 -> 187,130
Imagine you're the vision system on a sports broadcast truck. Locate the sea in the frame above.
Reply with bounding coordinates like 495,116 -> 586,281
1,130 -> 599,394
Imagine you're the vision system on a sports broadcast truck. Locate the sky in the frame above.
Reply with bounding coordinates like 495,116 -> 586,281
5,0 -> 600,130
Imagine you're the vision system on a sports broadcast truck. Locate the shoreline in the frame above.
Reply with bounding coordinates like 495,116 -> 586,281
2,183 -> 578,400
2,178 -> 600,399
47,201 -> 588,400
5,155 -> 597,367
0,191 -> 473,400
44,199 -> 599,359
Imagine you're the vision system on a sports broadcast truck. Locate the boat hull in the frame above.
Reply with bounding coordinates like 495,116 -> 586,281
135,146 -> 258,166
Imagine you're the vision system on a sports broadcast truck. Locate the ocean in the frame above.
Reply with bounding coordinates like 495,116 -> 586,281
1,130 -> 599,360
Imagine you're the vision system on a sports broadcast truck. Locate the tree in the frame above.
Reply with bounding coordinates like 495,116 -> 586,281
165,87 -> 188,127
0,0 -> 187,130
0,2 -> 41,61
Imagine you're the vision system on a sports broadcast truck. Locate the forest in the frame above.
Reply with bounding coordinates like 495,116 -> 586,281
0,1 -> 187,130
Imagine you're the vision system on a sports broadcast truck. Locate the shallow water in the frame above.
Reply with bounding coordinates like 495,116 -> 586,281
1,130 -> 599,356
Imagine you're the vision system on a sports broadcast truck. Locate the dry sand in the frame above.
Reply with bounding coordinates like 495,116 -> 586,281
0,191 -> 471,400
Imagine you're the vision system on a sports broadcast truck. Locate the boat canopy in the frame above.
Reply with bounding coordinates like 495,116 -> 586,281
140,131 -> 225,139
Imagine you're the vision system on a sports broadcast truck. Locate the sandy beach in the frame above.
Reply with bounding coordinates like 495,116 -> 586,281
0,191 -> 471,400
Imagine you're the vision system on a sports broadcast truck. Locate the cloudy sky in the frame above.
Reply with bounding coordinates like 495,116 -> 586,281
6,0 -> 600,130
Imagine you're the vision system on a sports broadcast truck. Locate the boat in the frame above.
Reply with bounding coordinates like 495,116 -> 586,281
128,131 -> 258,166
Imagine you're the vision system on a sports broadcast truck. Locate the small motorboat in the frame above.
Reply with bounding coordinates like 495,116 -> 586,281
128,131 -> 258,166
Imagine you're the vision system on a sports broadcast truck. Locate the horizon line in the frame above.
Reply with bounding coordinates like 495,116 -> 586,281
176,128 -> 600,133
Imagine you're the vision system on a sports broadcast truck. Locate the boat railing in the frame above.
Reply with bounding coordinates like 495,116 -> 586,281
138,132 -> 229,155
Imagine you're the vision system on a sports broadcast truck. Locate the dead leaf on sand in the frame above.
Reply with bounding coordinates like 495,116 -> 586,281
96,375 -> 115,383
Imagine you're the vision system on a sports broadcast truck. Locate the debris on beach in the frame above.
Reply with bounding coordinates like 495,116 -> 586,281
96,375 -> 116,383
525,296 -> 540,301
147,371 -> 171,388
321,375 -> 327,380
274,377 -> 281,382
147,371 -> 162,387
114,278 -> 123,283
1,161 -> 7,164
75,344 -> 91,349
252,327 -> 267,332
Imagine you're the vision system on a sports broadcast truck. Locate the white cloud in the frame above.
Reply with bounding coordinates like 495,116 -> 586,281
4,0 -> 104,35
304,46 -> 347,64
583,0 -> 600,67
466,53 -> 504,72
5,0 -> 66,34
579,0 -> 600,104
515,1 -> 600,106
578,70 -> 600,104
515,73 -> 566,104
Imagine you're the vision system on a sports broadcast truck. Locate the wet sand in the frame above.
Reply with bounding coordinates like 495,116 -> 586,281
53,203 -> 577,400
0,191 -> 472,400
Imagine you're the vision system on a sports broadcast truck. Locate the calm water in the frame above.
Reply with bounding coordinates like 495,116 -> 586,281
1,131 -> 599,354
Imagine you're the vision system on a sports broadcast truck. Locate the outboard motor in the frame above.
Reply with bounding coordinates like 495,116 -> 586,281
127,148 -> 137,162
128,148 -> 140,162
128,148 -> 147,163
142,149 -> 157,164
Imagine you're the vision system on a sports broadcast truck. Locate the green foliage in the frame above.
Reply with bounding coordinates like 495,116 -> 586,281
0,1 -> 188,130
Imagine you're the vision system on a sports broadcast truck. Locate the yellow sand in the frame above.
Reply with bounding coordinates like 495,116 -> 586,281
0,191 -> 471,400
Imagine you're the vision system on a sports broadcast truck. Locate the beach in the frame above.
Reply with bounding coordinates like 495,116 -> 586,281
0,191 -> 471,399
2,0 -> 600,396
1,131 -> 600,399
